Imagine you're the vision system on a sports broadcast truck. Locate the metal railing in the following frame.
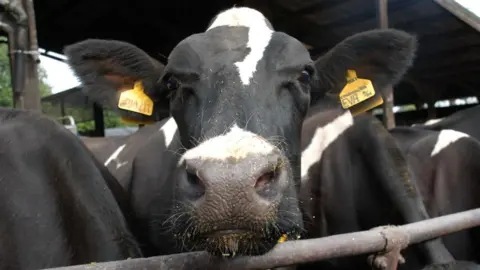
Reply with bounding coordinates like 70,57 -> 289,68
45,208 -> 480,270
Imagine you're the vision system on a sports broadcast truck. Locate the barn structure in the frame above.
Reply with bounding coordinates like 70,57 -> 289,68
6,0 -> 480,136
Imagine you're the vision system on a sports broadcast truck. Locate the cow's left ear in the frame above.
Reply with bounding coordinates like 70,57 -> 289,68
65,39 -> 170,124
312,29 -> 417,112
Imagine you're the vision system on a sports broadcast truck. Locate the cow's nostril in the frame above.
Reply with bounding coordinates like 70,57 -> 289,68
255,170 -> 277,190
185,170 -> 206,199
186,170 -> 205,188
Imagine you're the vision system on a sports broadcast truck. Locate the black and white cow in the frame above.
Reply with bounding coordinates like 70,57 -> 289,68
65,6 -> 453,269
390,126 -> 480,263
80,135 -> 128,164
0,108 -> 142,270
413,105 -> 480,142
421,261 -> 480,270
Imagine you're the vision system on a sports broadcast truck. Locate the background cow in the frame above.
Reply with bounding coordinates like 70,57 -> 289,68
65,6 -> 453,269
412,105 -> 480,141
80,136 -> 128,164
421,261 -> 480,270
390,126 -> 480,263
0,108 -> 142,269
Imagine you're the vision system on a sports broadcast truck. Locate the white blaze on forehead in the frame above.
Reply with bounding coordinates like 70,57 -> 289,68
431,129 -> 469,157
301,111 -> 354,180
180,124 -> 276,162
207,7 -> 273,86
159,117 -> 178,147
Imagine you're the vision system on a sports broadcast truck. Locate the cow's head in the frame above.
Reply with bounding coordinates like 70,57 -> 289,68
65,7 -> 415,256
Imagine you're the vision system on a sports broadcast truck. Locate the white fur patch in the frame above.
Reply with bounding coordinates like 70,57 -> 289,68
207,7 -> 273,86
104,144 -> 128,169
180,123 -> 275,163
159,117 -> 178,147
431,129 -> 469,157
424,118 -> 443,126
301,111 -> 354,180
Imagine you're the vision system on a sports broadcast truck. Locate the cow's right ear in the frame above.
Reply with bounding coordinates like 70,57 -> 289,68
64,39 -> 169,123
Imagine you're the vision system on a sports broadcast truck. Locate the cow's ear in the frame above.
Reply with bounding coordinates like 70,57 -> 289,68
65,39 -> 169,123
312,29 -> 416,113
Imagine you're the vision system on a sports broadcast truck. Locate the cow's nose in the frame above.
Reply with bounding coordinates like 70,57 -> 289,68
181,152 -> 286,201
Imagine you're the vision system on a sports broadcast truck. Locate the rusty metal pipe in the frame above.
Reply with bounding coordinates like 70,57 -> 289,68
0,17 -> 18,98
24,0 -> 39,63
0,0 -> 27,23
43,208 -> 480,270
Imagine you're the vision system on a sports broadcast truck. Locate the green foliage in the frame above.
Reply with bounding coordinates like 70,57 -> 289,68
0,43 -> 52,108
0,42 -> 131,134
76,110 -> 134,134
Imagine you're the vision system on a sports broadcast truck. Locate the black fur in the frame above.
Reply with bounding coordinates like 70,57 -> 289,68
0,108 -> 142,269
64,6 -> 435,265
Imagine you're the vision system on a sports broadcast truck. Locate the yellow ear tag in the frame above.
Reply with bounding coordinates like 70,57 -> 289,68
277,234 -> 288,243
339,70 -> 384,116
118,81 -> 154,116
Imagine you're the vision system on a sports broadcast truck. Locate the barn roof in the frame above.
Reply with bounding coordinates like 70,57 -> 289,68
34,0 -> 480,106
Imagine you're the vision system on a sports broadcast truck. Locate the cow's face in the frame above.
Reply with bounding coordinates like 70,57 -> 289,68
65,6 -> 416,257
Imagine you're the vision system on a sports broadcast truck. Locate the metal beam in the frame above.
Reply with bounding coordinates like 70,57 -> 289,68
22,0 -> 41,111
377,0 -> 395,129
45,208 -> 480,270
39,51 -> 66,62
434,0 -> 480,33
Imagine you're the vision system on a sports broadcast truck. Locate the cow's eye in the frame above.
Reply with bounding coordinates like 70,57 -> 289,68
297,67 -> 313,84
166,76 -> 181,90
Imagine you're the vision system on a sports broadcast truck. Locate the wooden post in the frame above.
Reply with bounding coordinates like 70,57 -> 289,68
377,0 -> 396,129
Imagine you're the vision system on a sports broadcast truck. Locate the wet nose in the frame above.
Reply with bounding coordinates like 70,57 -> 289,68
180,151 -> 286,201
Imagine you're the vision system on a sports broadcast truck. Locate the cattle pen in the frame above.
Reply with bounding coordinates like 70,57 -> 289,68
45,208 -> 480,270
2,1 -> 480,270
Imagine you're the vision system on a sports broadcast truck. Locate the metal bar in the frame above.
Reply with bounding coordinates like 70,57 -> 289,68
21,0 -> 41,111
377,0 -> 396,129
434,0 -> 480,33
40,51 -> 67,62
43,208 -> 480,270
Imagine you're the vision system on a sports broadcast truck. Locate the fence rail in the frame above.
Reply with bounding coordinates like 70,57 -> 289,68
45,208 -> 480,270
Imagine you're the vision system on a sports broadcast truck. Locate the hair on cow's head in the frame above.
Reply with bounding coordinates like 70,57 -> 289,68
65,6 -> 416,257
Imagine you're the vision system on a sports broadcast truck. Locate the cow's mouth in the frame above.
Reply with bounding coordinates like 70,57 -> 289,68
199,229 -> 277,257
205,229 -> 253,238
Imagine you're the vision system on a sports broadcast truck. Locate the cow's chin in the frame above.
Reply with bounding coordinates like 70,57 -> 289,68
199,229 -> 280,257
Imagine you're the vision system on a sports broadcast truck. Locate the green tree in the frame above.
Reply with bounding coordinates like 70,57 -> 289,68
0,43 -> 52,107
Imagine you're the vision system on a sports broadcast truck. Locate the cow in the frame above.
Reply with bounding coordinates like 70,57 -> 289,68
421,261 -> 480,270
0,108 -> 142,270
80,135 -> 128,163
412,105 -> 480,142
389,126 -> 480,263
64,6 -> 453,269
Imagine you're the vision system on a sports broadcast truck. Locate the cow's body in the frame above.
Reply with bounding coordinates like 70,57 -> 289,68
390,126 -> 480,263
80,135 -> 128,164
298,104 -> 456,270
413,105 -> 480,141
65,6 -> 454,269
422,261 -> 480,270
0,108 -> 142,270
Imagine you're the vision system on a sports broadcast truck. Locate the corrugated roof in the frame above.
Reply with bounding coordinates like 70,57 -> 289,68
34,0 -> 480,106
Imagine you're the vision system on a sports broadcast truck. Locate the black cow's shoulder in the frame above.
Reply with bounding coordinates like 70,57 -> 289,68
0,108 -> 142,269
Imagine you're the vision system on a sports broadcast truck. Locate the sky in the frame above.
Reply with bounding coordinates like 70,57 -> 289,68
39,49 -> 79,93
40,0 -> 480,94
